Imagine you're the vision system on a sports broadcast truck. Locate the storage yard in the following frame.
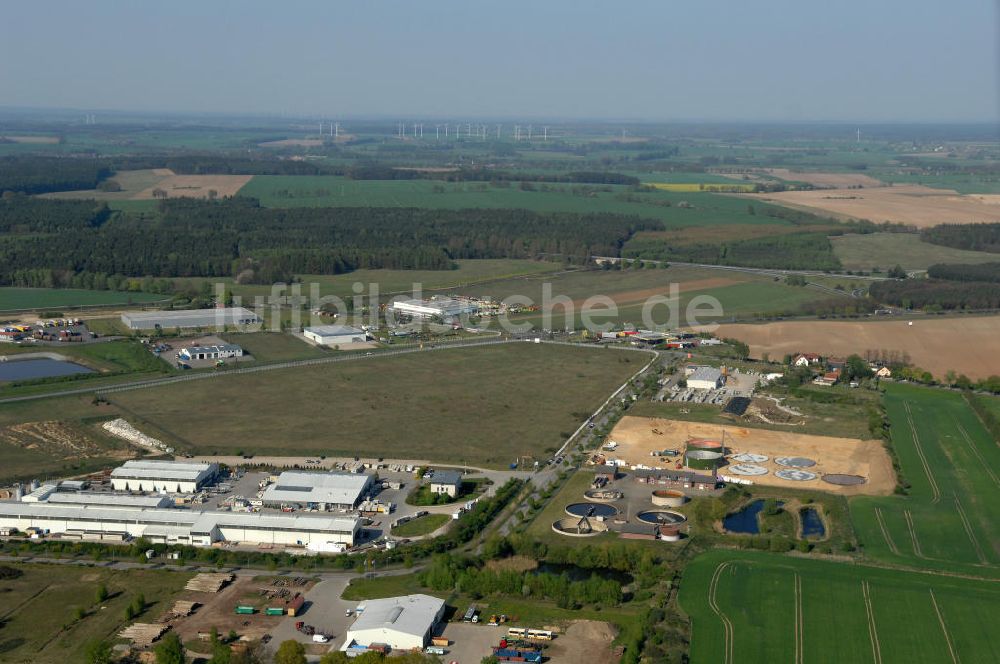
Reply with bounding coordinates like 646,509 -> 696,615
606,416 -> 895,495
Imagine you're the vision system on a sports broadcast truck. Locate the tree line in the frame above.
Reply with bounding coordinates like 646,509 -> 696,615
869,278 -> 1000,311
624,231 -> 843,270
921,223 -> 1000,253
926,262 -> 1000,283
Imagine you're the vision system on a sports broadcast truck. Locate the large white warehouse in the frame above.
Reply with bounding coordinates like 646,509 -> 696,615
0,502 -> 360,550
262,471 -> 375,510
688,366 -> 724,390
303,325 -> 367,346
110,460 -> 219,493
344,594 -> 446,652
388,298 -> 477,320
121,307 -> 261,331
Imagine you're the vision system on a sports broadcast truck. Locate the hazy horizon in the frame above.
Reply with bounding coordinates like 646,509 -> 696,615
1,0 -> 998,123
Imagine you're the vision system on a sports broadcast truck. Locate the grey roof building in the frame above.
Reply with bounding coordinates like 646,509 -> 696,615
261,471 -> 375,509
121,307 -> 261,330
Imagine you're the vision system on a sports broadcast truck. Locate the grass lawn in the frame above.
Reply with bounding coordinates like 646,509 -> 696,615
679,549 -> 1000,664
390,513 -> 451,537
831,233 -> 1000,271
109,343 -> 645,467
0,563 -> 189,664
220,332 -> 326,363
0,395 -> 130,483
849,384 -> 1000,576
0,288 -> 166,312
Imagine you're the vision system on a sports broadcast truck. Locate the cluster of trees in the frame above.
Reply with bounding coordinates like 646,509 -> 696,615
0,197 -> 655,286
869,278 -> 1000,311
921,223 -> 1000,253
0,157 -> 111,194
342,164 -> 640,186
419,553 -> 623,609
624,232 -> 842,270
927,262 -> 1000,283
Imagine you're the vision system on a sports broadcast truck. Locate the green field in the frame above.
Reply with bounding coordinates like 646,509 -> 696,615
850,384 -> 1000,576
458,265 -> 834,327
173,258 -> 565,300
109,343 -> 646,467
390,513 -> 451,537
0,563 -> 188,664
679,549 -> 1000,664
871,170 -> 1000,194
0,288 -> 166,311
238,175 -> 791,228
0,394 -> 132,482
831,233 -> 1000,271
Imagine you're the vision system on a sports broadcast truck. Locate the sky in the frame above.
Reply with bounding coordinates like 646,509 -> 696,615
1,0 -> 997,122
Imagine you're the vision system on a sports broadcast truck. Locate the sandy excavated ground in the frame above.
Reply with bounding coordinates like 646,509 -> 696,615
545,621 -> 620,664
765,169 -> 885,188
749,184 -> 1000,227
709,316 -> 1000,380
134,173 -> 252,199
607,416 -> 895,496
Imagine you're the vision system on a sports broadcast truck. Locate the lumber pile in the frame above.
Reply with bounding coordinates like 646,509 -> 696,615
159,600 -> 200,622
119,623 -> 169,647
185,573 -> 233,593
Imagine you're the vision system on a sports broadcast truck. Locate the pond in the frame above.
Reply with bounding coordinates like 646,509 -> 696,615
800,507 -> 826,538
723,499 -> 784,535
537,562 -> 632,585
0,358 -> 93,382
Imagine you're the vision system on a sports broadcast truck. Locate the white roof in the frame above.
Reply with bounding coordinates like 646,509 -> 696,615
0,502 -> 358,535
347,594 -> 444,639
123,308 -> 260,324
304,325 -> 366,337
111,460 -> 217,482
45,492 -> 173,509
262,471 -> 372,506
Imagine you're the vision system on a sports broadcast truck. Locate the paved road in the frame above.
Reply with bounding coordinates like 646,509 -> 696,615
589,255 -> 889,281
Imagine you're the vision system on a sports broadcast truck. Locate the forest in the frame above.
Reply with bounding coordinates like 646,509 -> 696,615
0,196 -> 655,286
0,157 -> 111,194
869,278 -> 1000,311
926,261 -> 1000,282
921,222 -> 1000,253
623,231 -> 842,270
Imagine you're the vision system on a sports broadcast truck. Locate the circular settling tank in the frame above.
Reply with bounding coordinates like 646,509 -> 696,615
822,473 -> 867,486
552,517 -> 607,537
584,488 -> 623,502
775,457 -> 817,468
565,502 -> 618,519
731,453 -> 769,464
651,489 -> 687,507
775,469 -> 818,482
686,449 -> 723,470
636,510 -> 688,525
728,464 -> 768,476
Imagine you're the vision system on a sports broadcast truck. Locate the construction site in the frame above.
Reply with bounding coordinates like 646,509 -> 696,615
602,415 -> 896,496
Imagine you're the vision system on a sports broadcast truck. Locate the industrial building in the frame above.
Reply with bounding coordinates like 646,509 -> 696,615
110,460 -> 219,494
429,470 -> 463,498
121,307 -> 262,331
261,471 -> 375,510
633,468 -> 717,491
29,490 -> 173,510
179,344 -> 244,361
343,594 -> 446,653
687,366 -> 724,390
302,325 -> 367,346
0,502 -> 360,550
388,297 -> 478,320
